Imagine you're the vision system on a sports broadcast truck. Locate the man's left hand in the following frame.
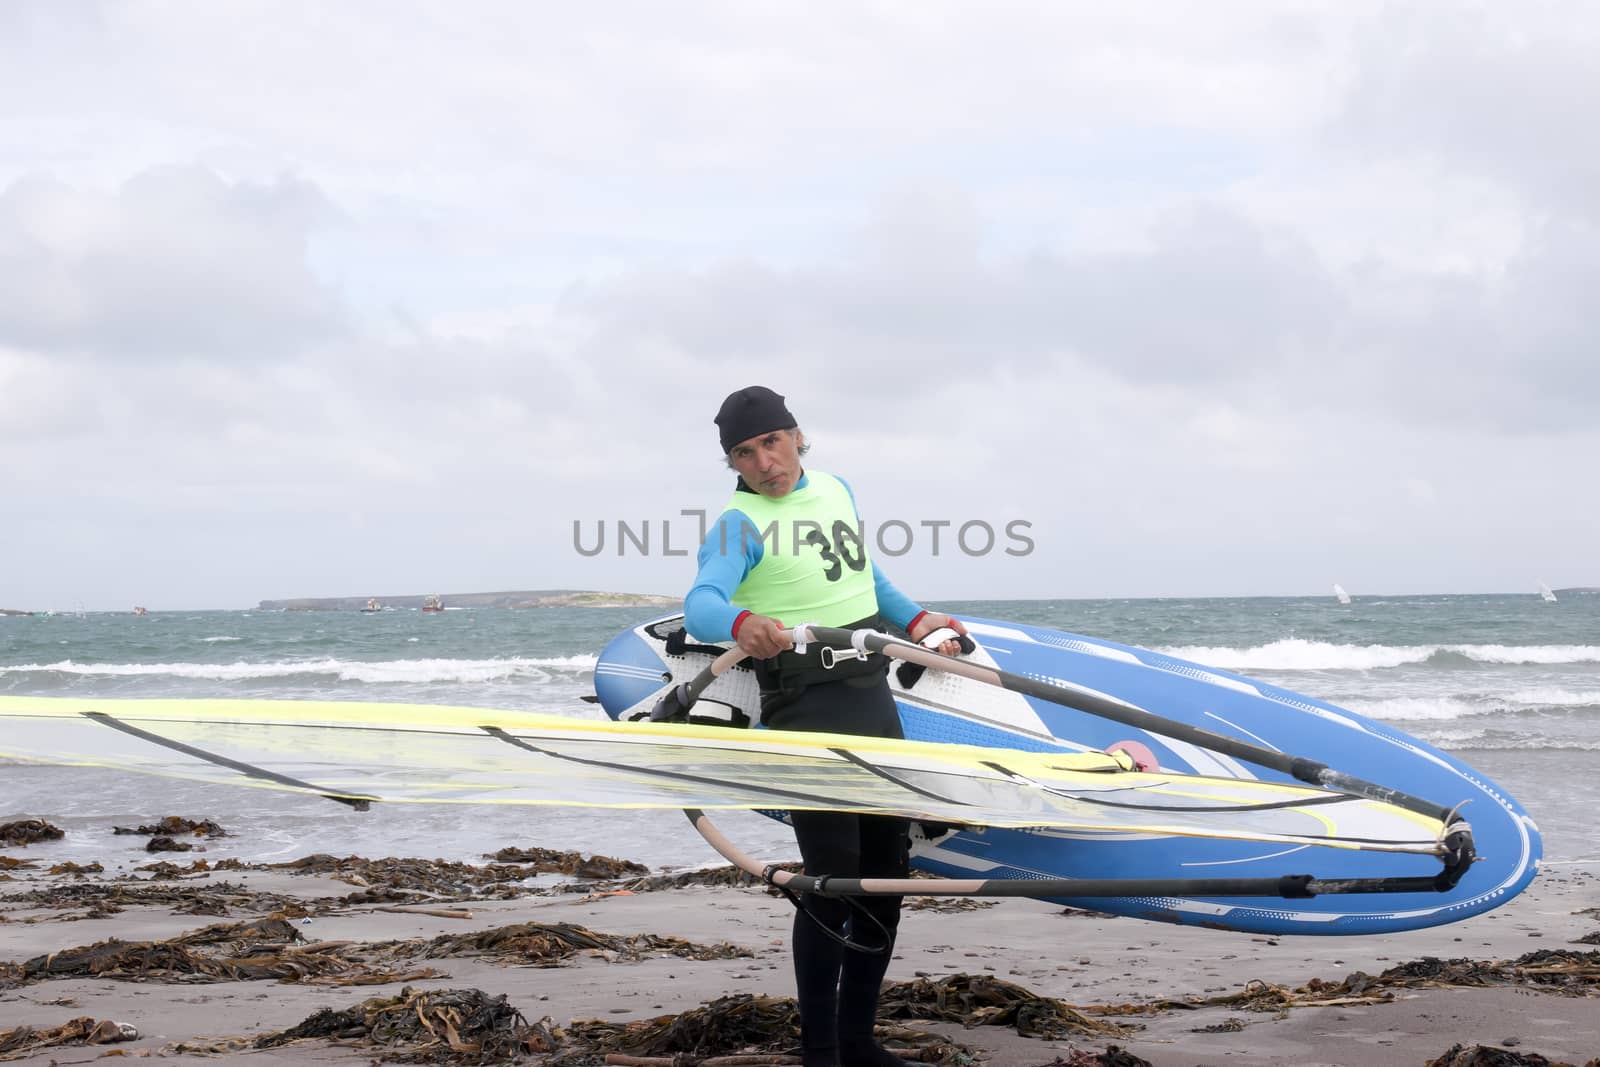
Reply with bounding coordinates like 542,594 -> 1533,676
910,613 -> 970,657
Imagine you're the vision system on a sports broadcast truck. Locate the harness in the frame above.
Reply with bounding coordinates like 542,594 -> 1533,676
753,614 -> 887,697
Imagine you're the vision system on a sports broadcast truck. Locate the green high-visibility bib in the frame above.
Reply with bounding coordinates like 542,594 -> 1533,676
723,471 -> 878,625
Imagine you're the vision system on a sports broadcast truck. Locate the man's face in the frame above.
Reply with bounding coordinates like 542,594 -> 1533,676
728,429 -> 803,498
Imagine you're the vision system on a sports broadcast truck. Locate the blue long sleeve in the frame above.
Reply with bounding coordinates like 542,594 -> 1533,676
684,508 -> 764,642
871,563 -> 920,632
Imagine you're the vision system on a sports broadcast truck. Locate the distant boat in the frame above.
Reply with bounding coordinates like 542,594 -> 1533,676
132,606 -> 148,616
360,599 -> 383,614
421,594 -> 444,613
1538,581 -> 1558,603
1332,583 -> 1351,606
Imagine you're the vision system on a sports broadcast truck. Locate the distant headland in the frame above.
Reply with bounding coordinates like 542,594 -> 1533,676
254,590 -> 680,612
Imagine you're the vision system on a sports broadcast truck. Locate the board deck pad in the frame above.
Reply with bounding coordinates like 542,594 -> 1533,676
593,613 -> 1541,935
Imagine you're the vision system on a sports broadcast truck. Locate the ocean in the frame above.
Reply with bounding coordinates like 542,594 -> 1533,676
3,594 -> 1597,872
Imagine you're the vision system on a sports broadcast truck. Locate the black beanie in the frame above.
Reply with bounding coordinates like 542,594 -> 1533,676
715,386 -> 797,453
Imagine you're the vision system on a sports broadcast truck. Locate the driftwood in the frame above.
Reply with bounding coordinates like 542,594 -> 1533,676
378,905 -> 477,920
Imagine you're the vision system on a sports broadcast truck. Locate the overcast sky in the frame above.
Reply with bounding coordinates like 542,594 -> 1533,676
2,2 -> 1596,611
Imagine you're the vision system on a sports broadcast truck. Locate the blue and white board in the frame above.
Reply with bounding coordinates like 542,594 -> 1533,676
594,613 -> 1542,936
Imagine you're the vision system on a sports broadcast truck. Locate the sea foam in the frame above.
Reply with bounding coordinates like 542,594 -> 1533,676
1347,690 -> 1600,722
0,654 -> 600,684
1157,639 -> 1600,672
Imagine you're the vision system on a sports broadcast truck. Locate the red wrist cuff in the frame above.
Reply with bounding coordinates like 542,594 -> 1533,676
730,610 -> 753,639
908,610 -> 929,633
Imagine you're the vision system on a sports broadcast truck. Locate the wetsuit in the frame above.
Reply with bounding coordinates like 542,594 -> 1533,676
685,470 -> 927,1067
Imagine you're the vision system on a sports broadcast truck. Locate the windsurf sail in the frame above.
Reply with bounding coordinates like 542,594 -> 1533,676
641,625 -> 1477,887
0,695 -> 1453,858
1333,583 -> 1351,605
1538,581 -> 1558,603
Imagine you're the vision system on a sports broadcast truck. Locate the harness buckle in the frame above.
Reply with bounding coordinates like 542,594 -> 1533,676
819,645 -> 869,670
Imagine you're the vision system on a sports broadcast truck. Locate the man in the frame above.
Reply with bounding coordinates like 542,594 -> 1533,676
684,385 -> 968,1067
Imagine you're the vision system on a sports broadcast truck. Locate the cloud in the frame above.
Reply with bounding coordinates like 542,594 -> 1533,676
1336,5 -> 1600,220
0,166 -> 344,361
2,4 -> 1598,607
544,183 -> 1600,439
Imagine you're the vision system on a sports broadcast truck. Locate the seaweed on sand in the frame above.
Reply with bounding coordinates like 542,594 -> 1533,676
0,820 -> 63,847
0,916 -> 746,992
112,815 -> 228,838
486,846 -> 649,880
0,1017 -> 137,1059
376,921 -> 752,967
545,993 -> 965,1066
272,986 -> 554,1062
877,974 -> 1133,1041
3,916 -> 443,988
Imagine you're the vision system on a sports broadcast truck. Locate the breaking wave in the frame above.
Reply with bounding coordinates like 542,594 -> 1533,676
1347,689 -> 1600,722
1157,639 -> 1600,672
0,655 -> 599,685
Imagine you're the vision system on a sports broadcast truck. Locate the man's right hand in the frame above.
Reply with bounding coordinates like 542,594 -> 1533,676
734,614 -> 792,659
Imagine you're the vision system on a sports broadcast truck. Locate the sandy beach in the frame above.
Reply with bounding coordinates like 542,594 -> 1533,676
2,833 -> 1597,1067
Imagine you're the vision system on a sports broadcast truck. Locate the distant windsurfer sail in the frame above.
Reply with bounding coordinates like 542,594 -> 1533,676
1538,581 -> 1558,603
1333,582 -> 1351,605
